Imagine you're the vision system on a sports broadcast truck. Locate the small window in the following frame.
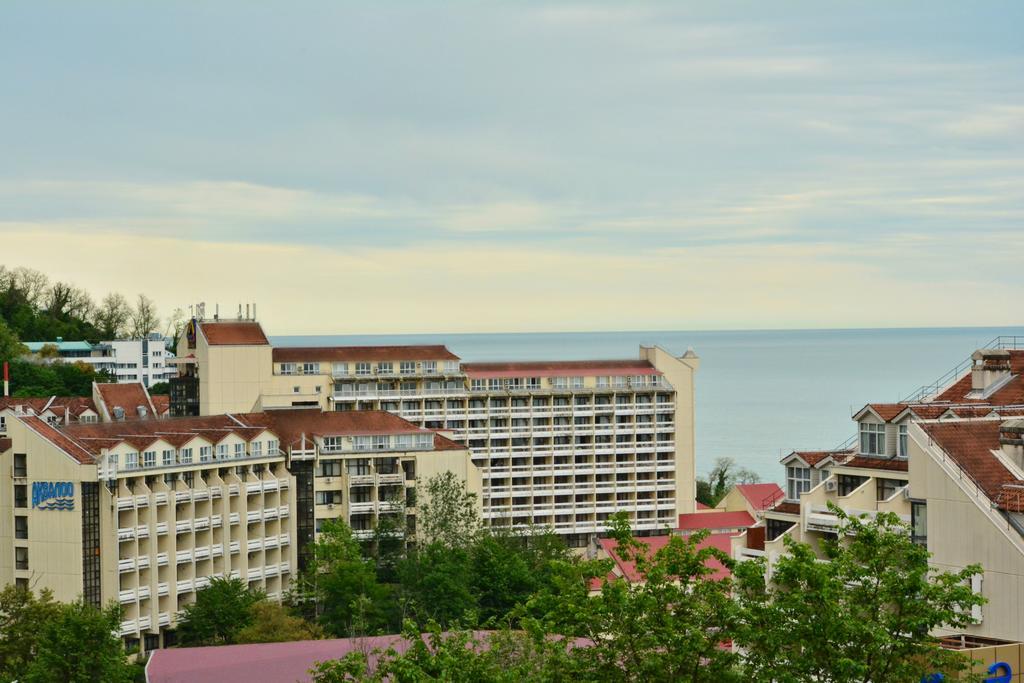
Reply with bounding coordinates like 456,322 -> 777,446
898,424 -> 909,457
302,362 -> 320,375
423,361 -> 437,374
179,448 -> 193,464
15,547 -> 28,570
125,452 -> 139,469
199,446 -> 212,463
13,453 -> 27,478
280,363 -> 297,375
347,459 -> 370,476
355,362 -> 372,376
251,441 -> 263,458
786,466 -> 811,500
444,361 -> 459,374
217,444 -> 229,460
378,362 -> 393,375
267,439 -> 279,454
143,451 -> 156,468
162,449 -> 175,466
911,501 -> 927,546
234,443 -> 245,459
859,422 -> 886,456
332,362 -> 349,376
15,516 -> 27,539
315,490 -> 342,505
319,461 -> 342,477
400,361 -> 416,375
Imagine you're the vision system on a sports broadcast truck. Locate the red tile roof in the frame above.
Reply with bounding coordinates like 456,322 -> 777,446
677,510 -> 755,532
200,321 -> 269,346
838,455 -> 910,472
734,483 -> 784,511
95,383 -> 156,420
785,449 -> 850,467
0,396 -> 98,419
934,351 -> 1024,405
920,420 -> 1022,511
273,345 -> 459,362
769,501 -> 801,515
462,359 -> 660,379
595,533 -> 734,586
235,409 -> 463,451
18,416 -> 96,464
151,395 -> 170,414
696,501 -> 711,510
862,403 -> 907,422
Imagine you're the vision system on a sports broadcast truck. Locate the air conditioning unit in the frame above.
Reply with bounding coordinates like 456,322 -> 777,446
327,503 -> 335,510
824,479 -> 838,492
902,487 -> 912,500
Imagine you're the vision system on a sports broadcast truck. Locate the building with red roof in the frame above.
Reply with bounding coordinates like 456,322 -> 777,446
0,406 -> 475,657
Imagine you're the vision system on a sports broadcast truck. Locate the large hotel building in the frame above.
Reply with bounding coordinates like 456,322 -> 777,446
0,312 -> 698,653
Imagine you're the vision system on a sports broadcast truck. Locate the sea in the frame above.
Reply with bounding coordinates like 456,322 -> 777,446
271,326 -> 1024,485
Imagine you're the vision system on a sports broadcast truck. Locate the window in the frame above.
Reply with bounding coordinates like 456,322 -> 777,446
13,453 -> 26,478
179,448 -> 193,464
280,363 -> 297,375
489,378 -> 504,391
15,547 -> 28,571
316,491 -> 342,505
14,484 -> 27,508
417,433 -> 432,449
15,516 -> 27,539
199,446 -> 212,463
353,436 -> 372,451
347,459 -> 370,476
911,501 -> 927,546
837,474 -> 868,497
355,362 -> 372,376
859,422 -> 886,456
898,423 -> 909,457
332,362 -> 349,376
423,361 -> 437,374
786,466 -> 811,500
143,450 -> 156,468
395,434 -> 414,450
251,441 -> 262,458
125,452 -> 139,469
319,461 -> 342,477
217,444 -> 229,460
766,518 -> 795,541
162,449 -> 174,466
302,362 -> 320,375
351,488 -> 372,503
471,379 -> 486,391
234,443 -> 245,459
399,361 -> 416,375
372,435 -> 389,450
551,377 -> 568,389
444,361 -> 459,374
378,362 -> 393,375
877,478 -> 908,501
570,376 -> 585,389
0,416 -> 5,432
267,439 -> 279,454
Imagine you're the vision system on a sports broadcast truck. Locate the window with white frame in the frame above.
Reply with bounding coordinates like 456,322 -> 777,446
570,376 -> 585,389
526,377 -> 541,390
200,446 -> 212,463
355,362 -> 372,376
125,451 -> 139,470
898,424 -> 909,457
302,362 -> 320,375
280,363 -> 297,375
596,377 -> 610,388
316,491 -> 342,505
251,441 -> 262,458
162,449 -> 174,466
216,443 -> 229,460
179,448 -> 193,464
143,450 -> 156,468
400,361 -> 416,375
786,465 -> 811,500
444,360 -> 459,374
267,439 -> 279,454
489,378 -> 504,390
234,442 -> 245,459
471,379 -> 486,392
319,461 -> 342,477
396,434 -> 415,450
378,362 -> 393,375
332,362 -> 349,376
423,361 -> 437,374
417,433 -> 432,449
347,458 -> 370,475
322,436 -> 343,452
353,436 -> 372,451
551,377 -> 568,389
372,435 -> 389,450
860,422 -> 886,456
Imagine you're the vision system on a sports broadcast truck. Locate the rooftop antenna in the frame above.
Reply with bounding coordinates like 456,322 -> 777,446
214,303 -> 219,321
237,303 -> 243,320
252,303 -> 257,320
246,303 -> 250,320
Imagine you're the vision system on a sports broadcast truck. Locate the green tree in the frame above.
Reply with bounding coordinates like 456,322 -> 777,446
93,293 -> 132,339
0,317 -> 27,362
697,457 -> 760,507
148,381 -> 170,395
235,601 -> 323,644
0,585 -> 63,680
732,504 -> 984,682
23,599 -> 133,683
298,519 -> 395,637
177,577 -> 265,646
417,471 -> 481,550
398,542 -> 475,629
535,513 -> 741,682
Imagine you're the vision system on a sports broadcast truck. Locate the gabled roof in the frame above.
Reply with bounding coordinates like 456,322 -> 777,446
199,321 -> 269,346
272,345 -> 459,363
151,395 -> 170,415
920,420 -> 1022,511
734,483 -> 784,511
677,510 -> 755,532
18,415 -> 96,464
854,403 -> 907,422
462,359 -> 661,379
934,351 -> 1024,405
782,449 -> 850,468
95,383 -> 156,420
594,533 -> 734,587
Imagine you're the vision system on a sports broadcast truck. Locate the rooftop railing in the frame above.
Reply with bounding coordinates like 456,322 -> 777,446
900,335 -> 1024,403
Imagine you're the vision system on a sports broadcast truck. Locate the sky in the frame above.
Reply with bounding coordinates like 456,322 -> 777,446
1,2 -> 1023,334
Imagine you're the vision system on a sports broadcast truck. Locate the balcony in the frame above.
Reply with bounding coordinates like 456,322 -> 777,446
280,561 -> 291,574
118,558 -> 136,573
175,491 -> 191,504
135,495 -> 149,508
247,483 -> 263,496
247,568 -> 263,581
229,512 -> 240,525
279,533 -> 290,546
156,522 -> 169,536
175,550 -> 193,564
194,546 -> 211,561
137,555 -> 150,570
157,552 -> 169,567
177,579 -> 194,594
349,501 -> 374,514
120,619 -> 137,636
247,539 -> 263,552
116,497 -> 135,511
211,514 -> 222,528
230,540 -> 241,554
158,612 -> 171,627
117,527 -> 135,542
137,585 -> 151,601
175,520 -> 192,534
228,484 -> 240,496
212,543 -> 224,558
138,615 -> 152,631
194,517 -> 210,531
279,478 -> 290,490
278,505 -> 290,518
246,510 -> 262,523
136,525 -> 150,539
118,589 -> 136,604
157,582 -> 169,597
194,490 -> 210,502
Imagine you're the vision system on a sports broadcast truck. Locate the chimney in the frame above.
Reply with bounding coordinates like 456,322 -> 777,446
137,406 -> 148,418
970,349 -> 1013,398
113,406 -> 125,421
1000,418 -> 1024,469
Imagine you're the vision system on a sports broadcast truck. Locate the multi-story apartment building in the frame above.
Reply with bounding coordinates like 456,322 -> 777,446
25,334 -> 176,387
170,314 -> 700,543
732,339 -> 1024,641
0,406 -> 475,654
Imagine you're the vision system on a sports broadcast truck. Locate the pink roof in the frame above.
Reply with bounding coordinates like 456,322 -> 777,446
734,483 -> 784,511
696,501 -> 711,510
595,533 -> 735,586
677,510 -> 755,532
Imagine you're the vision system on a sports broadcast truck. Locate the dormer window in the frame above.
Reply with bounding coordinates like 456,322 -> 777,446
859,422 -> 886,456
355,362 -> 372,376
378,362 -> 394,375
302,362 -> 320,375
400,361 -> 416,375
898,424 -> 909,457
786,466 -> 811,500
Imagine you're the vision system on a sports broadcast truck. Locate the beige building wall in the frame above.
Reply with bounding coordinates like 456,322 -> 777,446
641,346 -> 699,517
909,423 -> 1024,641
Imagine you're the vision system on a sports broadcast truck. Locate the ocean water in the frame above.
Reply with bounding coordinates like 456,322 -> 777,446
271,326 -> 1024,485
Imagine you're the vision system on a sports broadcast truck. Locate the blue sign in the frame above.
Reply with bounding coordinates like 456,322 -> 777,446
923,662 -> 1011,683
32,481 -> 74,510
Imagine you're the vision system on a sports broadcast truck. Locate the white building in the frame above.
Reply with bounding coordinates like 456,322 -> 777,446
25,334 -> 176,387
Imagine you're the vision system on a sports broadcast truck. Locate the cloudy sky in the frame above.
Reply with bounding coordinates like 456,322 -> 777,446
2,2 -> 1022,334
